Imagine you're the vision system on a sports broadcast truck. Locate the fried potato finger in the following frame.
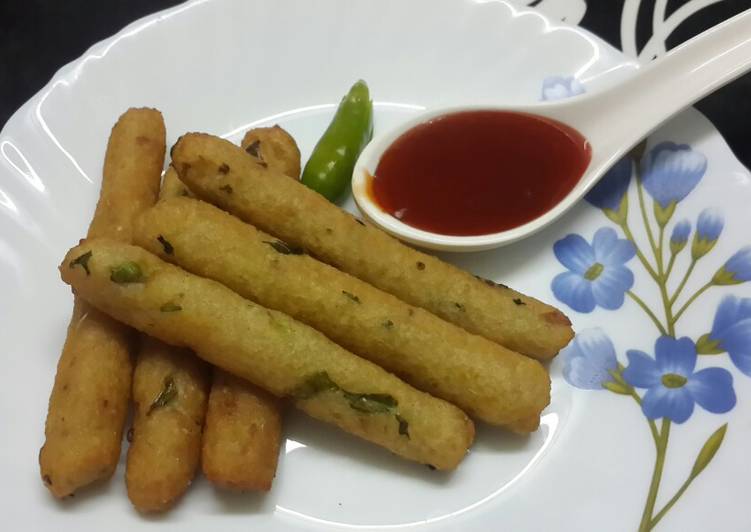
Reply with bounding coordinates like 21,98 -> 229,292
240,125 -> 301,179
160,166 -> 191,200
126,338 -> 209,512
135,198 -> 549,430
170,133 -> 572,360
201,126 -> 297,491
202,370 -> 282,491
40,108 -> 165,497
39,301 -> 133,497
159,126 -> 295,491
87,109 -> 165,242
61,239 -> 474,470
125,161 -> 210,512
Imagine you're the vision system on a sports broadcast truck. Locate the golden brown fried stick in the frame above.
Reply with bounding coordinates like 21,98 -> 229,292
201,370 -> 282,491
40,108 -> 165,498
160,166 -> 191,199
125,338 -> 209,512
170,133 -> 573,360
240,125 -> 301,178
198,126 -> 299,491
87,110 -> 165,242
155,127 -> 296,493
135,198 -> 549,430
160,124 -> 300,200
61,239 -> 474,470
123,144 -> 213,511
40,301 -> 133,498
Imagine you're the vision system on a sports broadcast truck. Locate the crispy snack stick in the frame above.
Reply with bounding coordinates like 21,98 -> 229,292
160,125 -> 301,201
160,166 -> 190,199
240,125 -> 301,178
125,338 -> 210,512
60,240 -> 474,470
125,152 -> 215,512
40,108 -> 165,497
87,110 -> 165,242
135,198 -> 549,430
170,133 -> 573,360
201,370 -> 282,491
199,126 -> 298,491
157,127 -> 298,492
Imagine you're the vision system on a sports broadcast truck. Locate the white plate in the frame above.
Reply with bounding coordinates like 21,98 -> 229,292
2,0 -> 750,530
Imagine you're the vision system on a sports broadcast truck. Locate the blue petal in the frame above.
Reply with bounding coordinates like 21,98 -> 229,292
561,328 -> 619,389
564,356 -> 613,390
552,272 -> 596,313
641,386 -> 695,423
696,208 -> 724,241
654,336 -> 696,376
670,219 -> 691,244
541,76 -> 585,101
591,227 -> 617,259
623,350 -> 660,388
729,348 -> 751,377
709,298 -> 751,377
585,157 -> 632,211
592,228 -> 635,266
554,234 -> 595,274
723,246 -> 751,282
641,142 -> 707,208
591,266 -> 633,310
709,295 -> 751,339
601,240 -> 636,267
686,368 -> 736,414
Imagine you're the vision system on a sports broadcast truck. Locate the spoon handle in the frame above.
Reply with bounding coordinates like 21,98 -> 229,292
580,8 -> 751,158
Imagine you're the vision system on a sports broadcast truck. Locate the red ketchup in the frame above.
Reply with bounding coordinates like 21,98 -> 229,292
370,110 -> 591,236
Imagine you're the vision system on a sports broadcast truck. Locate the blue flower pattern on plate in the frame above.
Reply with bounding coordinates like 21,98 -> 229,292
669,219 -> 691,254
545,73 -> 751,530
585,156 -> 632,212
540,75 -> 585,101
552,227 -> 635,312
623,336 -> 736,423
641,141 -> 707,209
694,208 -> 723,241
705,295 -> 751,376
561,328 -> 618,389
714,246 -> 751,285
692,208 -> 723,259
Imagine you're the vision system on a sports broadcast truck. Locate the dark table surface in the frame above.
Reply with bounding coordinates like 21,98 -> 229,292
2,0 -> 750,168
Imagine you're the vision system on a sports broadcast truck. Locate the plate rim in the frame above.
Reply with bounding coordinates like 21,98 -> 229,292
2,1 -> 749,530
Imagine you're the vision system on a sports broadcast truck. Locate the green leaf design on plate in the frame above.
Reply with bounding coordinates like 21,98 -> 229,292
691,424 -> 727,478
696,333 -> 724,355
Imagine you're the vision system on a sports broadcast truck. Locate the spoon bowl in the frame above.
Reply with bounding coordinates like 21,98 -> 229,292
352,9 -> 751,252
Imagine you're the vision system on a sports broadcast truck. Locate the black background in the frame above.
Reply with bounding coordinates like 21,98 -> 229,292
581,0 -> 751,169
1,0 -> 749,167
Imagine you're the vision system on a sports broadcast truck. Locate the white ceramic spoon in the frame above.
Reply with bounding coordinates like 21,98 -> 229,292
352,8 -> 751,252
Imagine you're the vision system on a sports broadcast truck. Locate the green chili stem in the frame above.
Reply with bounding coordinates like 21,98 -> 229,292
672,282 -> 713,325
669,259 -> 697,306
627,291 -> 667,336
638,419 -> 671,532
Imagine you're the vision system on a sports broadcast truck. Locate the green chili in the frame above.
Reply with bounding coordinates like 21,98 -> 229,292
301,80 -> 373,202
